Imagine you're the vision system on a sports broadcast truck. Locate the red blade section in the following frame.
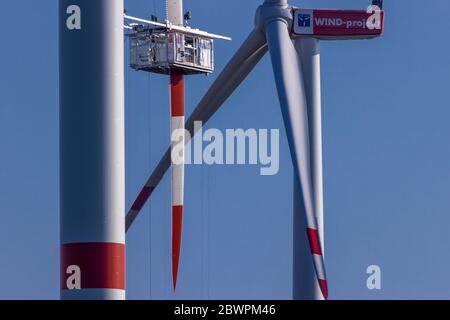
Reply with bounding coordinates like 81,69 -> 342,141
170,71 -> 185,117
172,205 -> 183,290
130,186 -> 155,212
306,228 -> 328,300
319,279 -> 328,300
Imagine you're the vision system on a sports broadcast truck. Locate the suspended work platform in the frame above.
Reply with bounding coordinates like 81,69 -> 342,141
125,14 -> 231,75
129,27 -> 214,75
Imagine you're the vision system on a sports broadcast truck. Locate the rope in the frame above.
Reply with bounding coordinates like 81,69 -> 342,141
201,166 -> 205,297
148,73 -> 153,300
165,0 -> 169,21
148,0 -> 158,301
202,164 -> 211,299
206,166 -> 211,299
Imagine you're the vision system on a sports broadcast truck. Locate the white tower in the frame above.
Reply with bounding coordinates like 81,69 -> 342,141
59,0 -> 125,300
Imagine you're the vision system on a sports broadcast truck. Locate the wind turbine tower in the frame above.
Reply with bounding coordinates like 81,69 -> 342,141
59,0 -> 126,300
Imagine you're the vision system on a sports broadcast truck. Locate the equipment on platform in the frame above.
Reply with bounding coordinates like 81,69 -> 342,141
129,27 -> 214,75
125,14 -> 230,75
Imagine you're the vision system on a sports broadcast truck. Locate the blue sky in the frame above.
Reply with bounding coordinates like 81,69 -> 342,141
1,0 -> 450,300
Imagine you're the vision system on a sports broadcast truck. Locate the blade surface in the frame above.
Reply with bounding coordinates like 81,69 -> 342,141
265,20 -> 328,299
170,70 -> 185,291
293,38 -> 325,299
126,30 -> 268,231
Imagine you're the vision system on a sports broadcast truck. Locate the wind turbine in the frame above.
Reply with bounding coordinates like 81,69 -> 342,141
125,0 -> 384,300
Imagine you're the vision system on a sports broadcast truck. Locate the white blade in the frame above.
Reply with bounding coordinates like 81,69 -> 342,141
295,38 -> 324,247
169,70 -> 185,291
126,30 -> 267,231
293,38 -> 325,300
265,19 -> 328,299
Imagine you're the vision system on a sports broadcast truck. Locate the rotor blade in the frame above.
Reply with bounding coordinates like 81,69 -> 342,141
126,30 -> 268,231
170,70 -> 185,291
293,38 -> 325,299
265,19 -> 328,300
168,0 -> 185,292
294,38 -> 324,245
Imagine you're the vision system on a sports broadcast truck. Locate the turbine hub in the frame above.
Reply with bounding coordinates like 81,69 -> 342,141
255,0 -> 293,33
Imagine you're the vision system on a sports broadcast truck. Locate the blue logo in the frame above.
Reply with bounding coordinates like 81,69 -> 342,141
298,14 -> 311,27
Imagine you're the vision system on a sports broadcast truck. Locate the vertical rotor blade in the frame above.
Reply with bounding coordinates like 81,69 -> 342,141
170,70 -> 185,291
265,20 -> 328,299
167,0 -> 185,291
295,38 -> 324,249
293,38 -> 325,299
126,30 -> 267,231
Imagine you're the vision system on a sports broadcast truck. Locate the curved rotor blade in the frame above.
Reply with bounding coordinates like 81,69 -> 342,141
293,38 -> 325,300
265,19 -> 328,299
126,30 -> 268,231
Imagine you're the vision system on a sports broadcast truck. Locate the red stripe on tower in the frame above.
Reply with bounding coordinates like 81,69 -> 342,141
61,243 -> 125,290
